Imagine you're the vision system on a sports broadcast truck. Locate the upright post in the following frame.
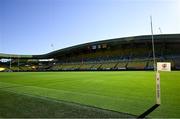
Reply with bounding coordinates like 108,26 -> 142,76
150,16 -> 160,105
150,16 -> 156,71
156,71 -> 161,105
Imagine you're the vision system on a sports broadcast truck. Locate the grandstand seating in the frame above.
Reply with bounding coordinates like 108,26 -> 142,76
1,56 -> 179,71
56,58 -> 176,71
100,62 -> 117,70
19,66 -> 33,71
10,66 -> 20,71
174,57 -> 180,69
79,63 -> 94,70
131,47 -> 149,58
51,64 -> 62,71
165,44 -> 180,56
1,34 -> 180,71
58,63 -> 80,70
115,61 -> 127,70
91,63 -> 101,70
127,61 -> 147,69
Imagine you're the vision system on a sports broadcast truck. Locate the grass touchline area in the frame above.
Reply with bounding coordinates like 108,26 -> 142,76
0,71 -> 179,118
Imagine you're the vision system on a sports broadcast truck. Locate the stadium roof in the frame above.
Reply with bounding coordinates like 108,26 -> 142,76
1,34 -> 180,59
0,53 -> 32,59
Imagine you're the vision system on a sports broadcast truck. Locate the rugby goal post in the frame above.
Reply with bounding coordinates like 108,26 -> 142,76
156,62 -> 171,105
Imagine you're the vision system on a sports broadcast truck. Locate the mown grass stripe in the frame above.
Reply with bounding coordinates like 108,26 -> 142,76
0,71 -> 180,118
0,89 -> 136,118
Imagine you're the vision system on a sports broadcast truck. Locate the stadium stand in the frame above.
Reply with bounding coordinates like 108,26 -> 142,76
0,34 -> 180,71
174,56 -> 180,69
115,61 -> 127,70
127,60 -> 147,69
100,62 -> 117,70
79,63 -> 94,70
90,63 -> 102,70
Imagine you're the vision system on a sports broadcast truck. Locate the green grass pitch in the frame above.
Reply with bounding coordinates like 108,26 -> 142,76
0,71 -> 179,118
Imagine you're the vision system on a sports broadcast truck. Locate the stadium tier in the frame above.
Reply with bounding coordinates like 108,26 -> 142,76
127,60 -> 147,69
0,34 -> 180,71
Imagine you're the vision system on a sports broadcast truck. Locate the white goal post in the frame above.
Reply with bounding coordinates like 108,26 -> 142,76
156,62 -> 171,105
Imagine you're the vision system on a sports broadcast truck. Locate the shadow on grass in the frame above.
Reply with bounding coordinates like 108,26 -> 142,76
0,90 -> 136,118
138,104 -> 160,118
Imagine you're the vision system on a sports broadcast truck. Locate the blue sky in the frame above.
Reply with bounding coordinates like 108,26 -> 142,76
0,0 -> 180,55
